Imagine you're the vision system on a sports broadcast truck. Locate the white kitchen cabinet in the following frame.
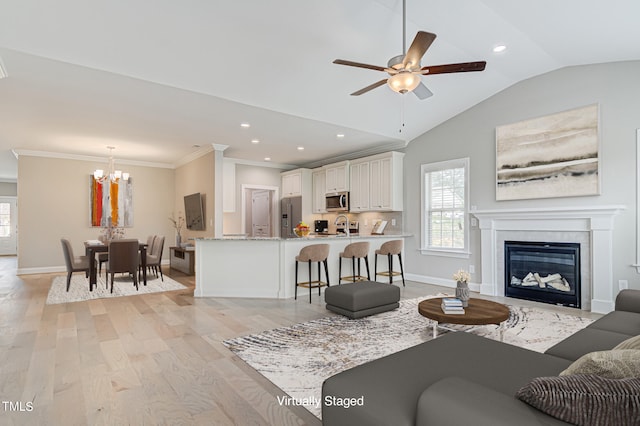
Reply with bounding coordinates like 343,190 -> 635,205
281,168 -> 311,197
312,168 -> 327,213
324,161 -> 349,193
350,151 -> 403,212
349,161 -> 369,211
369,152 -> 403,211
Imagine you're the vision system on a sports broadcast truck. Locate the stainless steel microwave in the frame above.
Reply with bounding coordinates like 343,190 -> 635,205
326,191 -> 349,212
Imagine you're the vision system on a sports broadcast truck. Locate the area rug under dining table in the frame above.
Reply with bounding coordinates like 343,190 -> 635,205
223,296 -> 595,419
46,274 -> 187,305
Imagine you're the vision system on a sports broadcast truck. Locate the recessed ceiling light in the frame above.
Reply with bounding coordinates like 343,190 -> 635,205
251,139 -> 260,144
192,144 -> 201,148
264,157 -> 271,161
297,146 -> 304,151
337,133 -> 345,138
240,123 -> 251,128
493,44 -> 507,53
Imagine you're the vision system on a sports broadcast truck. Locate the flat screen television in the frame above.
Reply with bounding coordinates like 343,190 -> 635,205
184,193 -> 205,230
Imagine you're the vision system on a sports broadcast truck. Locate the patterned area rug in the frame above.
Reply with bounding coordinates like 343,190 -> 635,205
46,273 -> 187,304
223,296 -> 594,418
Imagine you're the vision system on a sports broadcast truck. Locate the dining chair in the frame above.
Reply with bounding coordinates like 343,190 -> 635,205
138,234 -> 156,274
60,239 -> 91,291
105,239 -> 140,293
97,235 -> 109,277
146,236 -> 165,281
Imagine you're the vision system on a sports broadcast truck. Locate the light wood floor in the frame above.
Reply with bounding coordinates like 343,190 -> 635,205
0,256 -> 601,425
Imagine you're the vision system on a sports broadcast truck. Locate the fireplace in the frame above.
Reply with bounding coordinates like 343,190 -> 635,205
504,241 -> 580,308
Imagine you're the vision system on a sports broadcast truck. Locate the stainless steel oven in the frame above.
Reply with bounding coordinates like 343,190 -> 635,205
325,191 -> 349,212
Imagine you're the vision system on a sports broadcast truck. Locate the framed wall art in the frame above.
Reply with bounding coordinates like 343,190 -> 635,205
496,104 -> 600,201
90,176 -> 133,227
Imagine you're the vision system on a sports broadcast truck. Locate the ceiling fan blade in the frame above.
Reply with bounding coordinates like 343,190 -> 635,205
333,59 -> 387,72
350,79 -> 388,96
413,82 -> 433,100
403,31 -> 437,70
421,61 -> 486,75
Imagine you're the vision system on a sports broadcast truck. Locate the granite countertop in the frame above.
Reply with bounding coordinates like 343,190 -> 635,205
197,234 -> 412,241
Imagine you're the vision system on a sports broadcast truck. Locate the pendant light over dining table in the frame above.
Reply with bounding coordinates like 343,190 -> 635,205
93,146 -> 129,183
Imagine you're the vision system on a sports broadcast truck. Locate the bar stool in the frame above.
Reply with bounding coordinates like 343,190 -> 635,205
374,240 -> 405,286
295,244 -> 330,303
339,241 -> 370,283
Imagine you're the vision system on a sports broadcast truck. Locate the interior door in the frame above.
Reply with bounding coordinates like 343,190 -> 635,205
251,190 -> 272,237
0,198 -> 17,255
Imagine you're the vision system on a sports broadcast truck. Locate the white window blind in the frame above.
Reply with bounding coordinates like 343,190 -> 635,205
421,158 -> 469,254
0,203 -> 10,238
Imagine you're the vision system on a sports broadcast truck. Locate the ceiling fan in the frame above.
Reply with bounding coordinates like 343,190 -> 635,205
333,0 -> 486,99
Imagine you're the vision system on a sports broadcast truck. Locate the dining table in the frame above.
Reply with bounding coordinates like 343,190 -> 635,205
84,240 -> 148,291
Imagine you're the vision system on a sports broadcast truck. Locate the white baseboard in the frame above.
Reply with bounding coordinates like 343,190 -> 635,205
591,299 -> 615,314
17,266 -> 66,275
17,260 -> 171,276
405,273 -> 481,293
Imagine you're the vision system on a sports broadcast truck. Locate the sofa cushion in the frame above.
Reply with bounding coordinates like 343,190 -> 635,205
516,375 -> 640,426
587,311 -> 640,335
560,349 -> 640,379
544,327 -> 632,361
417,377 -> 569,426
615,335 -> 640,350
322,332 -> 571,426
615,289 -> 640,314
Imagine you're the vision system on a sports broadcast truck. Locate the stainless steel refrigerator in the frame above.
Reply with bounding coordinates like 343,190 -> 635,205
280,196 -> 302,238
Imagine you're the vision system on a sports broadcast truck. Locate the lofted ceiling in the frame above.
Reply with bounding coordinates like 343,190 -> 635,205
1,0 -> 639,181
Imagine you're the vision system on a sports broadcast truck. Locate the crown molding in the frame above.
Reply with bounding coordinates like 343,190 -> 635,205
224,157 -> 295,170
300,140 -> 408,169
174,145 -> 215,168
12,149 -> 174,169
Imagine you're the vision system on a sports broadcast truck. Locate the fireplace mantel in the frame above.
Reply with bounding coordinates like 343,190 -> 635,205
472,205 -> 626,313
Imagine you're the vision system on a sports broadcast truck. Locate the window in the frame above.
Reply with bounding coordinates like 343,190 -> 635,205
0,202 -> 10,237
421,158 -> 469,256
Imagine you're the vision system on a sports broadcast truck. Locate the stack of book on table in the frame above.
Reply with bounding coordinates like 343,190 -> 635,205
441,298 -> 465,314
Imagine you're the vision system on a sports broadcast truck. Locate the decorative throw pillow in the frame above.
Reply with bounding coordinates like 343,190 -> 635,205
615,335 -> 640,350
560,349 -> 640,379
516,375 -> 640,426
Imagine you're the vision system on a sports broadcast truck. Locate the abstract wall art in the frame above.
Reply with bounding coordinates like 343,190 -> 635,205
496,104 -> 600,201
90,176 -> 133,227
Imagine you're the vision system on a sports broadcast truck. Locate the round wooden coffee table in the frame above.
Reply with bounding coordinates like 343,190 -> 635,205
418,297 -> 510,340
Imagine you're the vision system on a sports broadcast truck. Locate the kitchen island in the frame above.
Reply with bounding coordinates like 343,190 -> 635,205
195,234 -> 412,299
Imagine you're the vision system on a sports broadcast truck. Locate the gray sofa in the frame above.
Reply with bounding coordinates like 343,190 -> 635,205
322,290 -> 640,425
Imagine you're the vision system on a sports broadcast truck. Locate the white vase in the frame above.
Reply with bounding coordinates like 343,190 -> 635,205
176,234 -> 182,247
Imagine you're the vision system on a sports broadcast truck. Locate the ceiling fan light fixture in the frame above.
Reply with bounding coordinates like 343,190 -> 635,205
387,72 -> 420,94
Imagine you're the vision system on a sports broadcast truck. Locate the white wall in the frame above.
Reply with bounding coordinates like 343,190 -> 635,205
223,163 -> 283,235
174,151 -> 215,243
17,155 -> 175,272
0,182 -> 17,196
403,60 -> 640,290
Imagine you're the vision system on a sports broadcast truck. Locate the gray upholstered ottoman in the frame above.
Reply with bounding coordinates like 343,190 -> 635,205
324,281 -> 400,319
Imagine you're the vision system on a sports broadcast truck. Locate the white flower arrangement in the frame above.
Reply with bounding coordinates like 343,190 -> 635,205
100,216 -> 125,242
453,269 -> 471,284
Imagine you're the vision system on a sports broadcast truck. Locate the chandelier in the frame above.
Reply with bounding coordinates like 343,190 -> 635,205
93,146 -> 129,183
